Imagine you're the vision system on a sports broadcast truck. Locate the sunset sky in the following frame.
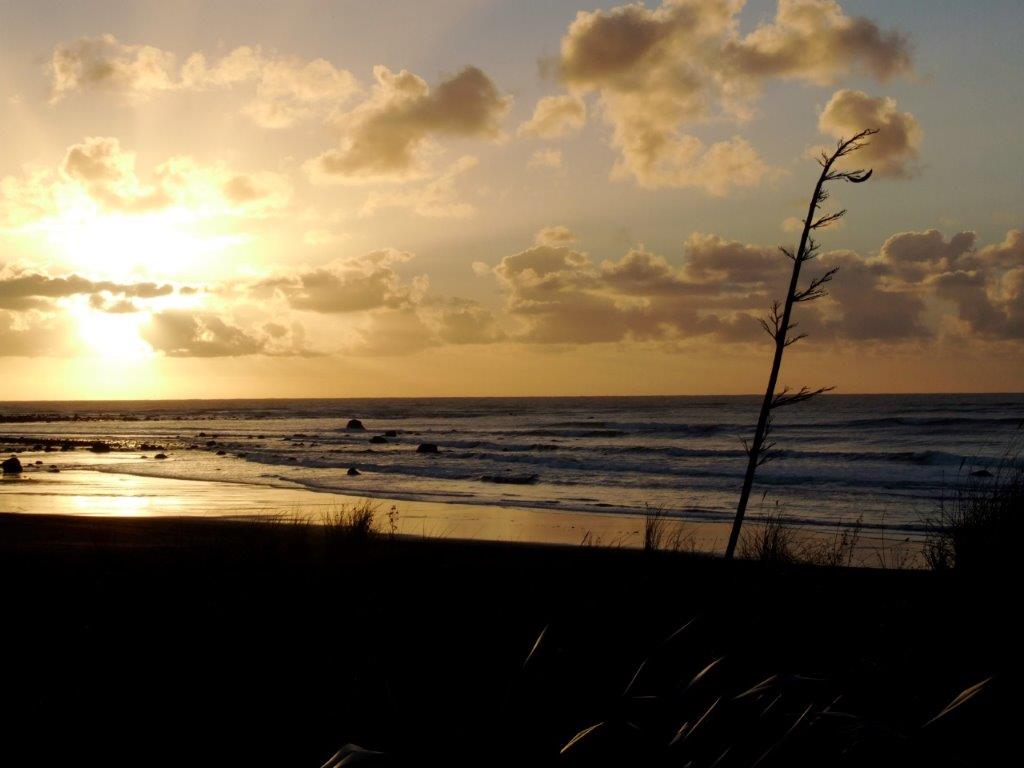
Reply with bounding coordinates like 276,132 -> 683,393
0,0 -> 1021,399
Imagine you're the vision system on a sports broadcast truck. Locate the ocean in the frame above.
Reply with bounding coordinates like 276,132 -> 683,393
1,394 -> 1021,535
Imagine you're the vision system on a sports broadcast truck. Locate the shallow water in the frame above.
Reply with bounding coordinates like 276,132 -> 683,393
1,394 -> 1021,534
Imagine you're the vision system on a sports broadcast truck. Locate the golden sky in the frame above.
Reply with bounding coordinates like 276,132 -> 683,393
0,0 -> 1021,398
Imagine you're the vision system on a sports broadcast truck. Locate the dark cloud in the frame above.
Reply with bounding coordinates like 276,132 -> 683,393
0,271 -> 175,310
141,311 -> 265,357
307,66 -> 511,181
257,249 -> 420,313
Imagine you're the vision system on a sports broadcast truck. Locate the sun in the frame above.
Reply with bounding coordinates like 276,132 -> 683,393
36,195 -> 245,282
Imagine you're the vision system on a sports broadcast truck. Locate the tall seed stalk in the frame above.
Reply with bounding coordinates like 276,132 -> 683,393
724,129 -> 879,560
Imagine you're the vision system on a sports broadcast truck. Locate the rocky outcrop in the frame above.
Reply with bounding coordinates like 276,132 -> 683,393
370,435 -> 388,444
416,443 -> 439,454
347,467 -> 361,476
347,419 -> 365,430
89,442 -> 112,453
2,456 -> 22,474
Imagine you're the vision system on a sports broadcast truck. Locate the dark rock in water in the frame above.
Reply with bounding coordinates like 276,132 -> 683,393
370,435 -> 388,444
48,466 -> 60,473
89,442 -> 112,453
384,430 -> 398,438
216,450 -> 227,456
970,469 -> 994,478
481,474 -> 539,485
416,443 -> 439,454
154,453 -> 168,460
60,443 -> 75,451
347,467 -> 361,476
205,440 -> 217,447
347,419 -> 365,430
2,456 -> 22,474
44,445 -> 54,452
34,460 -> 43,465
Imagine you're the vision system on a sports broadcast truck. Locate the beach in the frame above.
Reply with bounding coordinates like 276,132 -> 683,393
0,510 -> 1011,768
1,451 -> 927,564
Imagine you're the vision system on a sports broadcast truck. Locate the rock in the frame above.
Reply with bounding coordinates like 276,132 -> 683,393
347,467 -> 361,476
44,445 -> 54,452
2,456 -> 22,474
60,443 -> 76,451
154,453 -> 168,460
970,469 -> 994,478
384,430 -> 398,438
48,466 -> 60,473
34,460 -> 43,465
89,442 -> 112,453
481,473 -> 539,485
416,443 -> 439,454
347,419 -> 365,430
205,440 -> 217,447
370,435 -> 388,444
216,450 -> 226,456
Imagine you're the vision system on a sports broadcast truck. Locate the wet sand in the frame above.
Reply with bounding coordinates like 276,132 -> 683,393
0,451 -> 729,549
1,450 -> 924,564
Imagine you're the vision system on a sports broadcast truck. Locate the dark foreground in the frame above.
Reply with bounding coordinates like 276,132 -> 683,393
0,514 -> 1013,768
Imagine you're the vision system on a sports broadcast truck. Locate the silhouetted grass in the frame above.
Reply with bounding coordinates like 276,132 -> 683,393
642,506 -> 696,553
802,515 -> 863,567
737,509 -> 801,564
925,441 -> 1023,572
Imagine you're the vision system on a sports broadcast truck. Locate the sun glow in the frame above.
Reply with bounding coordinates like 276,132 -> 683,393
37,198 -> 244,281
71,301 -> 154,360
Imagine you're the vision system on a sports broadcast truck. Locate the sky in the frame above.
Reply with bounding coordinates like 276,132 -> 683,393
0,0 -> 1021,399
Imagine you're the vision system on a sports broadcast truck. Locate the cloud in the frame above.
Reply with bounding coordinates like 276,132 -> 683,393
49,34 -> 177,102
0,137 -> 291,226
62,137 -> 171,212
879,228 -> 977,281
722,0 -> 912,83
49,36 -> 358,127
818,89 -> 922,177
360,156 -> 478,218
256,249 -> 423,314
183,47 -> 359,128
813,251 -> 928,340
0,270 -> 175,311
921,229 -> 1024,339
141,310 -> 265,357
484,225 -> 1024,347
517,94 -> 587,139
528,148 -> 564,172
431,298 -> 505,344
306,65 -> 511,182
345,308 -> 437,356
0,310 -> 77,357
534,225 -> 579,247
551,0 -> 912,192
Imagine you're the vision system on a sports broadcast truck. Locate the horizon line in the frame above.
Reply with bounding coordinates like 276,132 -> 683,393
1,391 -> 1023,404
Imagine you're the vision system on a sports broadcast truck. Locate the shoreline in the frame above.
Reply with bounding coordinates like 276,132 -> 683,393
1,459 -> 927,566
